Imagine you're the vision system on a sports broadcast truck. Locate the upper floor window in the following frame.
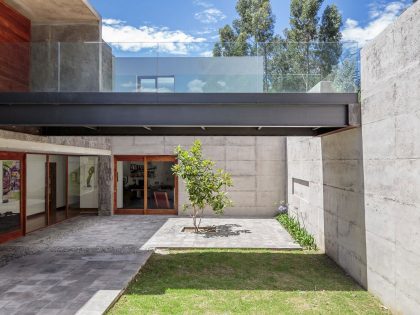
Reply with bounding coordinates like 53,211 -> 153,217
137,76 -> 175,93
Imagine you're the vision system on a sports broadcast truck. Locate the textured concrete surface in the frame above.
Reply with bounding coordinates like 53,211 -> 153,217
141,218 -> 301,250
361,2 -> 420,314
286,137 -> 325,251
286,129 -> 368,288
98,156 -> 114,216
111,136 -> 287,217
0,216 -> 170,315
0,129 -> 111,152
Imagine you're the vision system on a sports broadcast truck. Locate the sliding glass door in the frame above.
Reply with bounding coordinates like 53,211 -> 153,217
115,156 -> 177,214
0,153 -> 24,241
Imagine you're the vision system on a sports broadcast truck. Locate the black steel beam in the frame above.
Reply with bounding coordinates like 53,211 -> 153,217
0,92 -> 356,128
41,127 -> 322,137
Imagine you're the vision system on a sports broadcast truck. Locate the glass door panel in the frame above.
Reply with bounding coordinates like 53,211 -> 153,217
68,156 -> 81,218
0,159 -> 21,235
117,160 -> 145,209
49,155 -> 67,223
26,154 -> 47,233
147,160 -> 175,210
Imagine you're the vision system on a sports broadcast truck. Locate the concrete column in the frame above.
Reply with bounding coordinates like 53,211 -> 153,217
98,156 -> 113,216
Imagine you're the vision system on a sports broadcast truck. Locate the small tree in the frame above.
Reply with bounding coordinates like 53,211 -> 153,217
172,140 -> 233,232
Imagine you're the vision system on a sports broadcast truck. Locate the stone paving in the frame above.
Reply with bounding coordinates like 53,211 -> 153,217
142,217 -> 301,250
0,215 -> 300,314
0,215 -> 171,315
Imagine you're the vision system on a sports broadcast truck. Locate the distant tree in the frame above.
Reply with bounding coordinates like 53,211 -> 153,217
332,59 -> 359,93
272,0 -> 343,92
214,0 -> 276,91
214,0 -> 346,93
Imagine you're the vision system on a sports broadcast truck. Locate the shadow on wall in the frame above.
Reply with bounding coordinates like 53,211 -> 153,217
321,128 -> 367,288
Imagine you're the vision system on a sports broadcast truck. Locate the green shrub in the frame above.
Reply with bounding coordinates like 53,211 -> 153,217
276,213 -> 317,250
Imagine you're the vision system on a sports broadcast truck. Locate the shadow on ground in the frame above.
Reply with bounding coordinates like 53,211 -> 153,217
201,224 -> 252,238
125,250 -> 364,295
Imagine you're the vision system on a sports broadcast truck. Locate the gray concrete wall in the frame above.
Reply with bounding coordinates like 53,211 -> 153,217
286,137 -> 324,251
0,129 -> 111,151
287,129 -> 367,287
30,24 -> 112,92
322,129 -> 367,288
361,2 -> 420,314
111,136 -> 287,217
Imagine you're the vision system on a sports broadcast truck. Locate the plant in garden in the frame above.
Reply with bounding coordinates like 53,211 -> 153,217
276,213 -> 317,250
172,140 -> 233,232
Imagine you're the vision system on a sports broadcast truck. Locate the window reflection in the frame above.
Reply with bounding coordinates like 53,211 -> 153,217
117,158 -> 176,211
0,160 -> 21,234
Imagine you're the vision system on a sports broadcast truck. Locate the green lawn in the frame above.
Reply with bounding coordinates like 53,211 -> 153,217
108,250 -> 388,315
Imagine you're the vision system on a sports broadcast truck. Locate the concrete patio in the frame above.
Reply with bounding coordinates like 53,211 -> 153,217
142,217 -> 301,250
0,215 -> 299,314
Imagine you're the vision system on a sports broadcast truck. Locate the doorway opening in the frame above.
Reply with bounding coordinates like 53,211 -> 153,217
114,156 -> 178,215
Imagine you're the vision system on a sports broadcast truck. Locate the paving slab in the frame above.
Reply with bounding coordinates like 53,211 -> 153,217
0,215 -> 171,315
141,217 -> 301,250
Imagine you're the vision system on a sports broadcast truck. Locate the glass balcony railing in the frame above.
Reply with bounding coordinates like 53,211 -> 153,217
0,41 -> 360,93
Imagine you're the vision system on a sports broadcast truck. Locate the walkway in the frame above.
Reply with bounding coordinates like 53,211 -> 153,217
0,215 -> 299,315
0,216 -> 170,315
142,217 -> 301,250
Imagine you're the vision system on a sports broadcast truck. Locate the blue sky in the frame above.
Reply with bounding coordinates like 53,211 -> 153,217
89,0 -> 411,54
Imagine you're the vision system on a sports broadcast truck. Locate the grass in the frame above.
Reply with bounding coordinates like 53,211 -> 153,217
277,214 -> 318,250
108,250 -> 388,315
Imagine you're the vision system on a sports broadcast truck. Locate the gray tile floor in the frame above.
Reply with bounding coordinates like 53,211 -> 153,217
0,215 -> 171,315
142,217 -> 301,250
0,215 -> 300,315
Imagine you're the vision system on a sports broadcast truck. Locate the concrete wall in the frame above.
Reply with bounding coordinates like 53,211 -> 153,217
287,129 -> 367,287
0,129 -> 111,151
286,137 -> 324,250
322,129 -> 367,288
111,136 -> 287,217
361,2 -> 420,314
30,23 -> 112,92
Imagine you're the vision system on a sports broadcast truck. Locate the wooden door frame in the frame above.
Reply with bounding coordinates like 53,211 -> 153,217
0,151 -> 25,243
113,155 -> 178,215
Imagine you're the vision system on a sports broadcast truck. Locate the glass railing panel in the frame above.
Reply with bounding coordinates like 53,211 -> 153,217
0,41 -> 360,93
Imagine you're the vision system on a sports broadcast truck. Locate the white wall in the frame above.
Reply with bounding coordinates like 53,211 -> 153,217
80,156 -> 98,208
117,161 -> 123,208
26,154 -> 46,216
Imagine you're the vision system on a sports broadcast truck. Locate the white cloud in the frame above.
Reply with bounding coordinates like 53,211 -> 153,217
102,19 -> 206,54
200,50 -> 213,57
102,18 -> 124,25
342,1 -> 408,46
188,79 -> 206,92
193,0 -> 213,8
217,80 -> 226,88
195,8 -> 226,24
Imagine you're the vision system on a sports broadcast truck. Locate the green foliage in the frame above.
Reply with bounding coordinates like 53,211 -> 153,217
276,213 -> 317,250
271,0 -> 343,92
214,0 -> 275,57
172,140 -> 233,231
332,58 -> 360,93
214,0 -> 354,93
109,250 -> 390,315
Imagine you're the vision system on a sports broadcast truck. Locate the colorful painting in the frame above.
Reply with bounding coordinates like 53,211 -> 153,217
2,160 -> 20,204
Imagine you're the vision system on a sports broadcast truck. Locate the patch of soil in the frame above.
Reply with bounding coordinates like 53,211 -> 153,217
182,226 -> 217,233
